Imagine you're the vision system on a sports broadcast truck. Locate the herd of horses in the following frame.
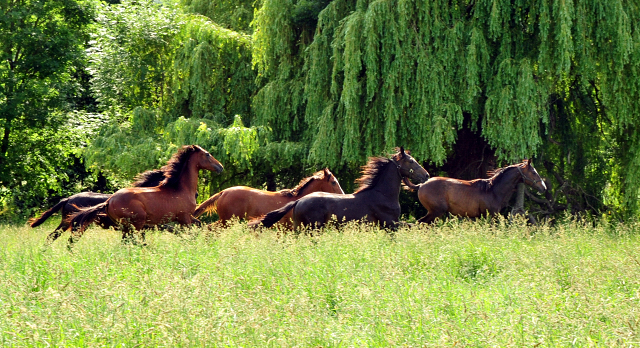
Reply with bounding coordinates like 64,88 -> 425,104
29,145 -> 547,249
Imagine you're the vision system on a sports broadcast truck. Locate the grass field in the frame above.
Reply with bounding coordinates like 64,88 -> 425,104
1,217 -> 639,347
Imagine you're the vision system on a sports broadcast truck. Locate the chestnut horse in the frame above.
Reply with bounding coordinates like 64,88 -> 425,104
67,145 -> 223,247
194,168 -> 344,228
251,148 -> 429,230
30,170 -> 167,244
404,160 -> 546,223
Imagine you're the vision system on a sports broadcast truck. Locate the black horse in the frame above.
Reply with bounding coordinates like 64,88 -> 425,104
29,170 -> 167,244
251,148 -> 429,230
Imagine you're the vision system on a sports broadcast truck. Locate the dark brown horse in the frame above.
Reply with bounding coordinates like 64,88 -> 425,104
251,148 -> 429,230
30,170 -> 167,244
405,160 -> 546,223
194,168 -> 344,228
66,145 -> 223,247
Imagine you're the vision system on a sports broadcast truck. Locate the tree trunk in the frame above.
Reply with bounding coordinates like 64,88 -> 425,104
266,173 -> 276,191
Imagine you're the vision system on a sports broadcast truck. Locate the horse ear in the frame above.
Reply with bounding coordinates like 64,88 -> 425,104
324,168 -> 332,177
400,147 -> 406,157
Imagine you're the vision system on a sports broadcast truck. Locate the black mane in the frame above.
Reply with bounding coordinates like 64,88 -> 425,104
159,145 -> 202,188
473,163 -> 523,192
131,169 -> 166,188
354,154 -> 400,194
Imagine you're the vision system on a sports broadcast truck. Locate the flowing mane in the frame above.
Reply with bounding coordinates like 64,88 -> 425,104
131,169 -> 166,187
473,163 -> 524,192
159,145 -> 202,188
354,155 -> 397,194
279,170 -> 327,197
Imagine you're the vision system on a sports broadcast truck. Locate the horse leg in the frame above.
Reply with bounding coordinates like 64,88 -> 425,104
67,226 -> 87,252
132,219 -> 148,246
121,224 -> 136,244
191,216 -> 203,227
117,202 -> 147,245
417,211 -> 441,224
45,219 -> 69,246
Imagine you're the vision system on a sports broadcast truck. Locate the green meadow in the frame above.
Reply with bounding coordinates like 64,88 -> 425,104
2,218 -> 639,347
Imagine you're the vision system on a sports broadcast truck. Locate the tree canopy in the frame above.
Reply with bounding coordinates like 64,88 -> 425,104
251,0 -> 640,217
0,0 -> 97,216
3,0 -> 640,220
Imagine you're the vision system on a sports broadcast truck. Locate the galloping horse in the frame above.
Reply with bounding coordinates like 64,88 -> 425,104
67,145 -> 223,247
30,170 -> 167,244
251,148 -> 429,230
194,168 -> 344,228
404,159 -> 546,223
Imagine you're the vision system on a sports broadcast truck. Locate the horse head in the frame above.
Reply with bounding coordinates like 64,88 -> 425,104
195,146 -> 224,173
394,147 -> 430,184
519,159 -> 546,193
322,168 -> 345,194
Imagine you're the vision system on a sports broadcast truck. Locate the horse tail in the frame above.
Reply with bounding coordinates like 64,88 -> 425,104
402,176 -> 422,191
28,197 -> 70,227
193,191 -> 223,218
249,201 -> 299,228
66,202 -> 109,232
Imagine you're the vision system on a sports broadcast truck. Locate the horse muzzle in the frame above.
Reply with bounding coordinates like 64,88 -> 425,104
536,180 -> 547,193
415,170 -> 430,183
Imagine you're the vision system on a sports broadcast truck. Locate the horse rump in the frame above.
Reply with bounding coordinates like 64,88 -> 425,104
66,202 -> 109,232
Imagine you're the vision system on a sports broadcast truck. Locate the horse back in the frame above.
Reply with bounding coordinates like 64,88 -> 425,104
216,186 -> 294,222
62,192 -> 111,216
418,177 -> 495,217
109,186 -> 196,224
293,192 -> 377,226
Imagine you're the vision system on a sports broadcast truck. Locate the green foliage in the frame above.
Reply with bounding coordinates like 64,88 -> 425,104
84,3 -> 260,195
217,115 -> 265,170
251,0 -> 640,215
0,0 -> 98,218
171,16 -> 254,123
84,108 -> 165,184
179,0 -> 256,33
10,0 -> 640,219
87,0 -> 182,111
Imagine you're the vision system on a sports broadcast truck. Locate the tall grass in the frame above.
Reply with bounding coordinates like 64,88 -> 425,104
1,217 -> 639,347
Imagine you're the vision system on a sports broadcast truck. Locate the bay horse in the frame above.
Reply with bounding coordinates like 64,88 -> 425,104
250,148 -> 429,230
194,168 -> 345,228
67,145 -> 223,247
30,170 -> 167,244
404,159 -> 546,223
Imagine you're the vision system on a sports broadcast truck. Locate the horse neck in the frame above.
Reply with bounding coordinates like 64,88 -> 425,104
489,167 -> 522,205
371,162 -> 402,198
176,157 -> 200,195
297,179 -> 323,197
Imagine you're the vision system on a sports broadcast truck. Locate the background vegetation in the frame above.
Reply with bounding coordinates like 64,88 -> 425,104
5,220 -> 639,346
1,0 -> 640,221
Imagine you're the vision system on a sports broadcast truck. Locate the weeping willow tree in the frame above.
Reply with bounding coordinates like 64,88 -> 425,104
179,0 -> 256,33
84,1 -> 262,196
251,0 -> 640,216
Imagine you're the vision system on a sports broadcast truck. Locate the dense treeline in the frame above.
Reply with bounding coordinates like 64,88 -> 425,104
1,0 -> 639,221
